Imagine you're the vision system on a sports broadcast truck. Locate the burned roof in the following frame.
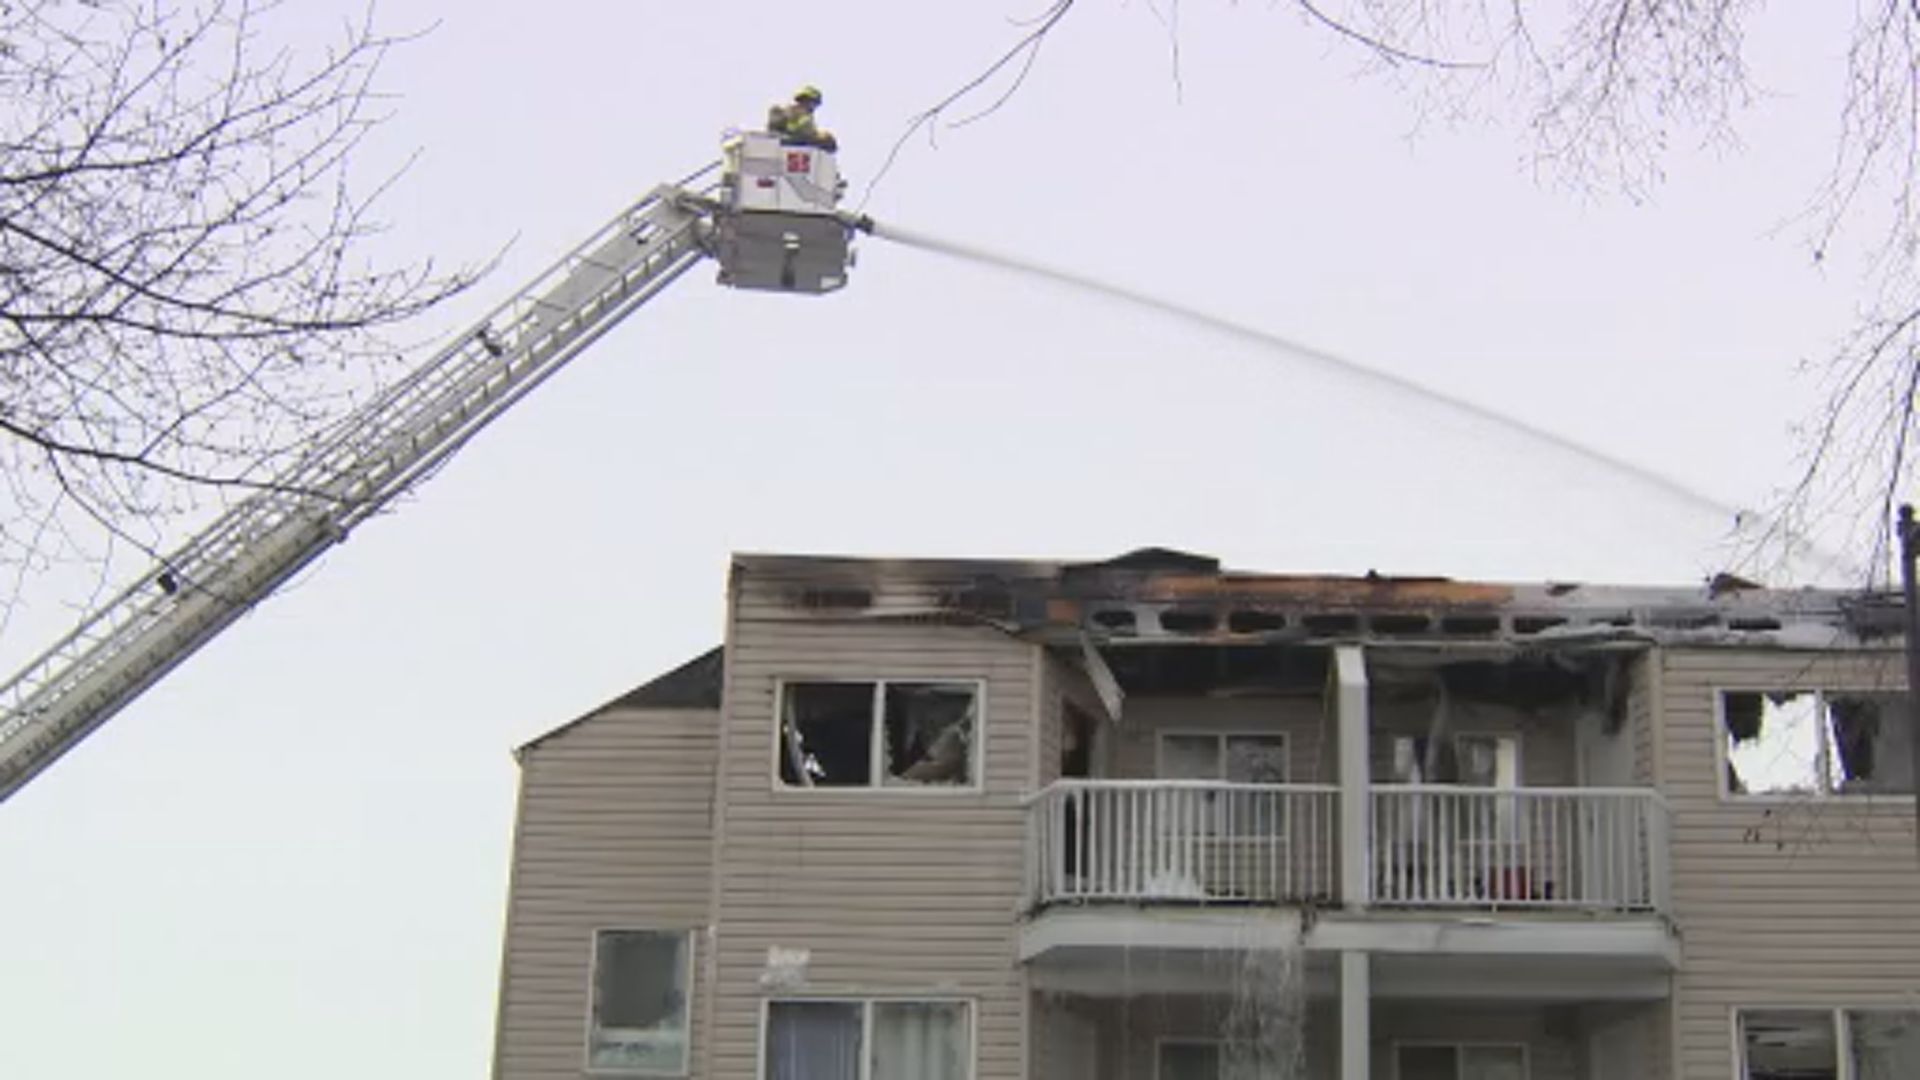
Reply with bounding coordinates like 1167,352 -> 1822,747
732,549 -> 1899,650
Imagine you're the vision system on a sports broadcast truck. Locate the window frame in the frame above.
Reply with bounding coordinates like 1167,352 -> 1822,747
1712,687 -> 1917,803
1154,730 -> 1291,784
1153,1035 -> 1299,1080
1152,1036 -> 1223,1080
1378,731 -> 1524,787
582,927 -> 696,1077
1731,1004 -> 1920,1080
771,677 -> 987,794
1390,1040 -> 1530,1080
1452,731 -> 1524,789
756,995 -> 976,1080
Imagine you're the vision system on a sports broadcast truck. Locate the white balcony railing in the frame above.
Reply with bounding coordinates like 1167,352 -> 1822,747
1024,780 -> 1339,908
1371,785 -> 1669,911
1024,781 -> 1670,915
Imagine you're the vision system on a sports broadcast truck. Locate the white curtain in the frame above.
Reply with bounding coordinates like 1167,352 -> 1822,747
871,1001 -> 969,1080
767,1002 -> 862,1080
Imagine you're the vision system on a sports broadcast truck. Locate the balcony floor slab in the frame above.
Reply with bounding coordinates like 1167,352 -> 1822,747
1022,907 -> 1677,1001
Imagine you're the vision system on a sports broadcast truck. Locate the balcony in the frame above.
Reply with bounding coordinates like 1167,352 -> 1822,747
1371,785 -> 1669,911
1025,780 -> 1340,907
1023,780 -> 1668,914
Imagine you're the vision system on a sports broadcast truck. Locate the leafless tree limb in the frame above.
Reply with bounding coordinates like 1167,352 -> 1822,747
861,0 -> 1079,207
880,1 -> 1920,584
1286,0 -> 1487,71
0,0 -> 474,618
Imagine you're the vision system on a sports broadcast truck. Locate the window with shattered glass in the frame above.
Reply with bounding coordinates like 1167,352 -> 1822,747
1721,691 -> 1914,797
883,682 -> 977,786
779,682 -> 877,787
778,680 -> 979,788
588,929 -> 690,1074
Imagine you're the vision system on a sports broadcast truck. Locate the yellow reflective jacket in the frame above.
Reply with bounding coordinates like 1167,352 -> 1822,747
768,105 -> 836,151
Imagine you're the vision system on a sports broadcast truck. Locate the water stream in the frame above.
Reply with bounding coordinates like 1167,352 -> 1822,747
1222,933 -> 1308,1079
866,219 -> 1741,527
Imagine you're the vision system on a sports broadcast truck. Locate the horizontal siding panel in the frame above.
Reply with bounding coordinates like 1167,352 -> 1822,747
711,615 -> 1033,1079
496,708 -> 718,1080
1660,648 -> 1920,1080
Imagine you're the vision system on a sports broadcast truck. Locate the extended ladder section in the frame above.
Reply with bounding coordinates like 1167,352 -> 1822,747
0,181 -> 716,802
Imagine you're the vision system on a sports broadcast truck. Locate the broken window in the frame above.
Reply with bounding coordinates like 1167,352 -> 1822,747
778,680 -> 980,788
780,682 -> 875,787
588,929 -> 691,1074
884,683 -> 977,786
1739,1009 -> 1920,1079
1721,691 -> 1915,797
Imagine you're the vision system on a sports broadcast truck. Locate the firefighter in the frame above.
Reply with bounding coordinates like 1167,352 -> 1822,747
767,85 -> 838,152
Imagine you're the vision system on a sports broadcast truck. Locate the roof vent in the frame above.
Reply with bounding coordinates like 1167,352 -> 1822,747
1227,610 -> 1287,633
1158,608 -> 1218,634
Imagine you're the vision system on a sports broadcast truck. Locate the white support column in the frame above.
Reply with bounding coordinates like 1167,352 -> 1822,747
1341,949 -> 1371,1080
1334,645 -> 1370,909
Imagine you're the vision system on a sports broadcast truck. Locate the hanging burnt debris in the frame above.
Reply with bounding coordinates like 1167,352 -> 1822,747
741,547 -> 1899,655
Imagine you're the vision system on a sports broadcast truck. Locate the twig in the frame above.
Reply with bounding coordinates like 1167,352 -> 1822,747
860,0 -> 1080,209
1289,0 -> 1487,70
0,412 -> 345,502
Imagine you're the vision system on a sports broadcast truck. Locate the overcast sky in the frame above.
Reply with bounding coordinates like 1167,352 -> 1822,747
0,2 -> 1883,1077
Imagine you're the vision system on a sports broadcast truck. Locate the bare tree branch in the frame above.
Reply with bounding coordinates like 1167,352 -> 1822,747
1287,0 -> 1486,70
874,1 -> 1920,584
861,0 -> 1080,208
0,0 -> 475,615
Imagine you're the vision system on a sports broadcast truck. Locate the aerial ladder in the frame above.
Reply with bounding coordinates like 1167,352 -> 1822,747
0,133 -> 870,803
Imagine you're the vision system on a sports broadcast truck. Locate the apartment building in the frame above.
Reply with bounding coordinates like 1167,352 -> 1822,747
490,549 -> 1920,1080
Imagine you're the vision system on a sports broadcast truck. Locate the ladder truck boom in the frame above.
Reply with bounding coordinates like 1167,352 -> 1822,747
0,139 -> 867,803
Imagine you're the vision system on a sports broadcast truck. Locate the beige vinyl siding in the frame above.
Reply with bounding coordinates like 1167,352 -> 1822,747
709,568 -> 1037,1080
1658,647 -> 1920,1080
494,707 -> 719,1080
